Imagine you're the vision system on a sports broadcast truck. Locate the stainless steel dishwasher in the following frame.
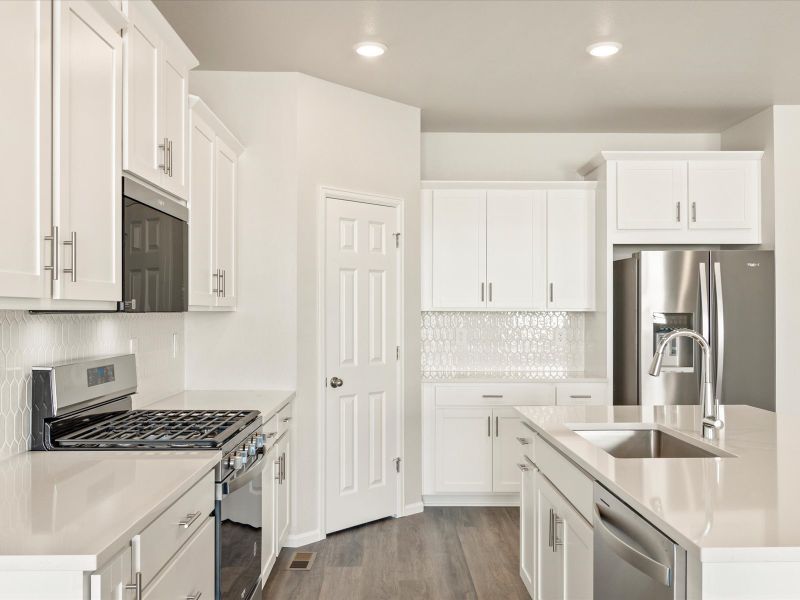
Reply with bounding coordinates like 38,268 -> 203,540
594,483 -> 687,600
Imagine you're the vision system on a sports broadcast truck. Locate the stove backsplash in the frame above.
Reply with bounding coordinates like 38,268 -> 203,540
421,311 -> 585,373
0,311 -> 184,459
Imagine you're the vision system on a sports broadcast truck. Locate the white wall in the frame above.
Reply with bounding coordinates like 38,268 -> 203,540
722,106 -> 800,415
184,72 -> 299,389
422,132 -> 720,181
294,75 -> 421,538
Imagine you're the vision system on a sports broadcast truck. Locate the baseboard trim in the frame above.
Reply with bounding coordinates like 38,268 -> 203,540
260,554 -> 277,586
284,529 -> 325,548
423,493 -> 520,507
402,501 -> 424,516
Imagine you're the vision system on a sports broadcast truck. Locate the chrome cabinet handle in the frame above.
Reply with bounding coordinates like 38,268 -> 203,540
44,225 -> 59,281
62,231 -> 77,282
676,201 -> 681,222
553,514 -> 564,551
184,593 -> 202,600
481,394 -> 503,398
159,137 -> 168,174
282,417 -> 291,423
487,416 -> 491,437
691,201 -> 697,222
167,139 -> 173,177
125,571 -> 142,600
274,458 -> 281,481
713,262 -> 725,406
569,394 -> 592,399
212,270 -> 220,295
548,508 -> 554,548
488,282 -> 493,302
495,415 -> 499,437
222,269 -> 226,298
177,511 -> 202,529
516,436 -> 530,445
481,282 -> 485,302
549,283 -> 554,303
516,463 -> 529,472
266,431 -> 277,439
330,376 -> 343,388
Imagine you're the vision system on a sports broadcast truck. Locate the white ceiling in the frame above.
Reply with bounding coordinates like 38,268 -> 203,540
153,0 -> 800,133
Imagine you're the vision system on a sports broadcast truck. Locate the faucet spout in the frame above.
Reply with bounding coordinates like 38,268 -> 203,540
648,328 -> 723,440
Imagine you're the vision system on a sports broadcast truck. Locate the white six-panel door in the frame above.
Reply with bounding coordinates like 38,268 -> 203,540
325,198 -> 398,533
54,0 -> 122,301
0,1 -> 51,299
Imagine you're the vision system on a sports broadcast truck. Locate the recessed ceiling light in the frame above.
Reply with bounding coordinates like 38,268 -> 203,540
354,41 -> 387,58
587,42 -> 622,57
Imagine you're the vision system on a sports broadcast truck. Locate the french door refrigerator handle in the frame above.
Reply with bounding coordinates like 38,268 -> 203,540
713,261 -> 725,405
698,262 -> 709,387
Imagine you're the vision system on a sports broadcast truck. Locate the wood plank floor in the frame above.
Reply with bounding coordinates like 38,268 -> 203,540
263,506 -> 530,600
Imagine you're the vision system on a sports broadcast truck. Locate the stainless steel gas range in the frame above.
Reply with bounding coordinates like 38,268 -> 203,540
31,354 -> 265,600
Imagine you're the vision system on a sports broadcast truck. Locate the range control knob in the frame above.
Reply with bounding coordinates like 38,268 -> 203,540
247,442 -> 257,456
238,449 -> 249,466
232,453 -> 244,470
255,434 -> 265,449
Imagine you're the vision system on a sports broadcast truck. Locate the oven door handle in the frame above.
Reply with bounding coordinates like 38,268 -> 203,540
222,453 -> 267,496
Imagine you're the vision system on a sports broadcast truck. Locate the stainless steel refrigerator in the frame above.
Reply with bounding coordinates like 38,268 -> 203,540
613,250 -> 775,411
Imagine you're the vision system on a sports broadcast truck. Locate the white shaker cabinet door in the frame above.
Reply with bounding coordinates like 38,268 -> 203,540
0,0 -> 51,299
434,407 -> 493,493
431,190 -> 486,308
492,408 -> 523,493
122,3 -> 162,185
688,160 -> 758,230
53,0 -> 122,302
616,161 -> 687,230
486,190 -> 546,309
535,472 -> 564,600
90,545 -> 132,600
519,461 -> 537,597
561,500 -> 593,600
546,189 -> 594,310
276,434 -> 291,550
214,137 -> 238,307
188,109 -> 217,307
160,48 -> 189,199
261,444 -> 277,575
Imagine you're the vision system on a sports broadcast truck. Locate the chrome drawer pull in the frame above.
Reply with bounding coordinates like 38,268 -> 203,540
184,593 -> 202,600
569,394 -> 592,399
516,463 -> 529,472
44,225 -> 59,280
177,511 -> 202,529
515,436 -> 530,445
125,571 -> 142,600
481,394 -> 503,398
62,231 -> 77,282
282,417 -> 292,423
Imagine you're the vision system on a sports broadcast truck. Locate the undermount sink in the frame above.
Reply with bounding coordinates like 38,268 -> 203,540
572,428 -> 726,459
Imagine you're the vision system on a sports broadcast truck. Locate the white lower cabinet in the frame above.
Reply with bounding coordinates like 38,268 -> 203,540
90,545 -> 131,600
520,438 -> 593,600
142,516 -> 214,600
262,405 -> 292,582
261,442 -> 277,577
435,407 -> 494,493
493,407 -> 526,493
275,432 -> 291,549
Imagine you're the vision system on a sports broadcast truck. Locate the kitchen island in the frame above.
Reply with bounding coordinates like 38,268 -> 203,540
515,403 -> 800,600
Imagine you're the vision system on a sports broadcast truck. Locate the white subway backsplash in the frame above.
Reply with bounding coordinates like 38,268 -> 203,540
0,310 -> 184,460
421,311 -> 585,373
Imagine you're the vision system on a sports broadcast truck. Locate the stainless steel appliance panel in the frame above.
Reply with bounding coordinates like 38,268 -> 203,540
594,483 -> 686,600
710,251 -> 775,411
638,251 -> 708,406
613,258 -> 640,405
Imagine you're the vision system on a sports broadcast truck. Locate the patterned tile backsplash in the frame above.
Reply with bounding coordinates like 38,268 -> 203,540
0,310 -> 184,460
421,311 -> 585,373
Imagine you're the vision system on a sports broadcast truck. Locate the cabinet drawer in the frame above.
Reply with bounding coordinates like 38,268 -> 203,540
556,383 -> 608,406
143,516 -> 214,600
435,384 -> 555,407
277,402 -> 293,437
140,470 -> 214,587
534,436 -> 593,522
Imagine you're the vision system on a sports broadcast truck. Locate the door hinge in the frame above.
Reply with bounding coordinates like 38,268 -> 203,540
396,346 -> 400,360
393,457 -> 401,473
393,232 -> 401,248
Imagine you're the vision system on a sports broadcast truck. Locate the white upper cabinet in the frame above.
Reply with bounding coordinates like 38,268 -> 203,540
123,0 -> 196,200
486,190 -> 547,309
422,183 -> 596,311
0,1 -> 51,300
616,161 -> 687,230
688,160 -> 758,230
53,0 -> 123,302
547,190 -> 595,311
188,97 -> 243,310
581,151 -> 763,244
430,190 -> 486,308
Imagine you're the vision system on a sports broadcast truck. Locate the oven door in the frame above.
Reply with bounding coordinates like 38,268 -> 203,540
217,451 -> 265,600
121,182 -> 188,312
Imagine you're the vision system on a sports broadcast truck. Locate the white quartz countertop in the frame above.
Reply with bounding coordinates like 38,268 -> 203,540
515,404 -> 800,563
423,371 -> 607,383
146,389 -> 295,419
0,450 -> 219,572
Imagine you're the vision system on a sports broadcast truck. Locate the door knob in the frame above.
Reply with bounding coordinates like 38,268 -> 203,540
330,377 -> 343,388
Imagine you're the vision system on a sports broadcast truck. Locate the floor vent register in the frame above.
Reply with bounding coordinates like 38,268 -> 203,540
288,551 -> 317,571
